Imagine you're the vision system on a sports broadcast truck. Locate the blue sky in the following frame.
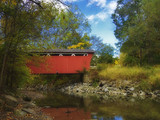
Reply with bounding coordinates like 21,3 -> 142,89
62,0 -> 118,48
44,0 -> 118,48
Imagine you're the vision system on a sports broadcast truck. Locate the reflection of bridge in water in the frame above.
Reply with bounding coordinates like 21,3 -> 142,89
36,92 -> 125,120
42,108 -> 91,120
42,108 -> 123,120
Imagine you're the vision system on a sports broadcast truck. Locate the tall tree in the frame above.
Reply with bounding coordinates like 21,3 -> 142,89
112,0 -> 160,65
0,0 -> 60,90
112,0 -> 141,48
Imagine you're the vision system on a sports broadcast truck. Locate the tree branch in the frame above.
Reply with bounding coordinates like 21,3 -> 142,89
56,0 -> 70,8
29,0 -> 43,8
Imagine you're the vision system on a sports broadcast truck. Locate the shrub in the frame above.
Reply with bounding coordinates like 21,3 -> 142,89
97,64 -> 109,71
26,74 -> 82,88
89,68 -> 100,82
6,54 -> 32,89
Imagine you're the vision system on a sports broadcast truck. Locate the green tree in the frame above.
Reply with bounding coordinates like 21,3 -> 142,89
90,36 -> 114,64
0,0 -> 61,90
39,5 -> 91,49
112,0 -> 160,66
112,0 -> 141,48
97,44 -> 114,64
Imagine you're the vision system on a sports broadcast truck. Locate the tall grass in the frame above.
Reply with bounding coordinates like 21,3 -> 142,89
99,65 -> 149,81
148,66 -> 160,90
97,64 -> 160,90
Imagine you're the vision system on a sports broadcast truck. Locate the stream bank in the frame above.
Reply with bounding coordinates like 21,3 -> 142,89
59,81 -> 160,101
0,91 -> 53,120
24,80 -> 160,101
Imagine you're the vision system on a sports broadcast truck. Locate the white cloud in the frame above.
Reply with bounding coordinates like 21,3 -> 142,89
87,0 -> 117,24
87,11 -> 108,24
87,0 -> 117,13
107,0 -> 117,14
96,11 -> 108,21
87,15 -> 95,21
87,0 -> 107,8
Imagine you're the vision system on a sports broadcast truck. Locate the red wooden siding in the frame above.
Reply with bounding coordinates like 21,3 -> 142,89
27,54 -> 93,74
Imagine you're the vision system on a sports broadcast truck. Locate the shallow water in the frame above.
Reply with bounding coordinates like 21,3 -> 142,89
36,92 -> 160,120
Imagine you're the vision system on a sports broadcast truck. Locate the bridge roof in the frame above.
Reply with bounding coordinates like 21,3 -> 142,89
30,49 -> 94,54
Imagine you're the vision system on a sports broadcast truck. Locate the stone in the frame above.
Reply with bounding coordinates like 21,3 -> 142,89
99,82 -> 104,87
22,108 -> 36,114
14,109 -> 27,116
124,86 -> 129,90
154,90 -> 160,95
23,102 -> 36,108
43,85 -> 48,91
44,106 -> 51,108
101,80 -> 107,85
132,93 -> 137,97
127,91 -> 133,96
145,92 -> 152,97
139,91 -> 145,96
129,87 -> 135,91
151,94 -> 157,98
23,96 -> 32,102
157,94 -> 160,97
4,95 -> 18,107
104,88 -> 108,92
61,88 -> 65,92
108,87 -> 114,90
119,87 -> 123,90
129,98 -> 135,102
39,85 -> 44,90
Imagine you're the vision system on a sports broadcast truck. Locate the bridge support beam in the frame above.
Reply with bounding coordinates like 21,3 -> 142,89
83,73 -> 91,83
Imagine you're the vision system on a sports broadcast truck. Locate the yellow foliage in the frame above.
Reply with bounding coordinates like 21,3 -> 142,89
68,42 -> 91,49
114,60 -> 119,65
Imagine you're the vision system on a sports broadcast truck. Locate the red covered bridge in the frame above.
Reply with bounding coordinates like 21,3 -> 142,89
27,49 -> 94,74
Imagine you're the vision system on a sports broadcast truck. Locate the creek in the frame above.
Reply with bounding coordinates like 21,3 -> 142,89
35,92 -> 160,120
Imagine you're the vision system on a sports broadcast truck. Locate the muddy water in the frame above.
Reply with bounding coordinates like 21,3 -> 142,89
36,92 -> 160,120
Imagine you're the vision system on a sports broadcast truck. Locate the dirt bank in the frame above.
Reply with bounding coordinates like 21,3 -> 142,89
0,90 -> 53,120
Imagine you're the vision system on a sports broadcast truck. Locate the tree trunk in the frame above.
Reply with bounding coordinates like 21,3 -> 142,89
0,52 -> 7,90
